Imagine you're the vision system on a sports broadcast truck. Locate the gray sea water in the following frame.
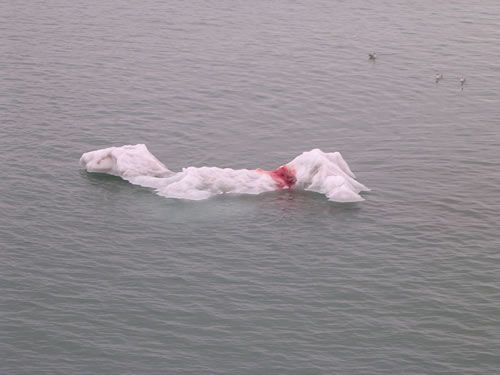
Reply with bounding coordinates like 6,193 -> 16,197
2,1 -> 500,374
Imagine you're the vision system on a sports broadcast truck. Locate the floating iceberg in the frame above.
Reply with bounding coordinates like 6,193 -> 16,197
80,144 -> 369,202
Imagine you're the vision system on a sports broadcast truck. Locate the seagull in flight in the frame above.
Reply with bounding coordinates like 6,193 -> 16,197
368,52 -> 377,61
435,73 -> 443,83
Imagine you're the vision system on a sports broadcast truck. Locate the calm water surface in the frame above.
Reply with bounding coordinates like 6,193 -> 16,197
1,1 -> 500,374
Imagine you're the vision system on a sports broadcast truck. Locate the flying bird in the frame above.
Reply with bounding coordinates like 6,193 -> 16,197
368,52 -> 377,61
435,73 -> 443,83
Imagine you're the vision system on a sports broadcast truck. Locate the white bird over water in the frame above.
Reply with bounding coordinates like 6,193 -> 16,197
435,73 -> 443,83
460,77 -> 466,89
368,52 -> 377,60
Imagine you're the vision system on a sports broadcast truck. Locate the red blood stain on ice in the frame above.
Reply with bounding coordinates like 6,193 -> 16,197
257,165 -> 296,189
